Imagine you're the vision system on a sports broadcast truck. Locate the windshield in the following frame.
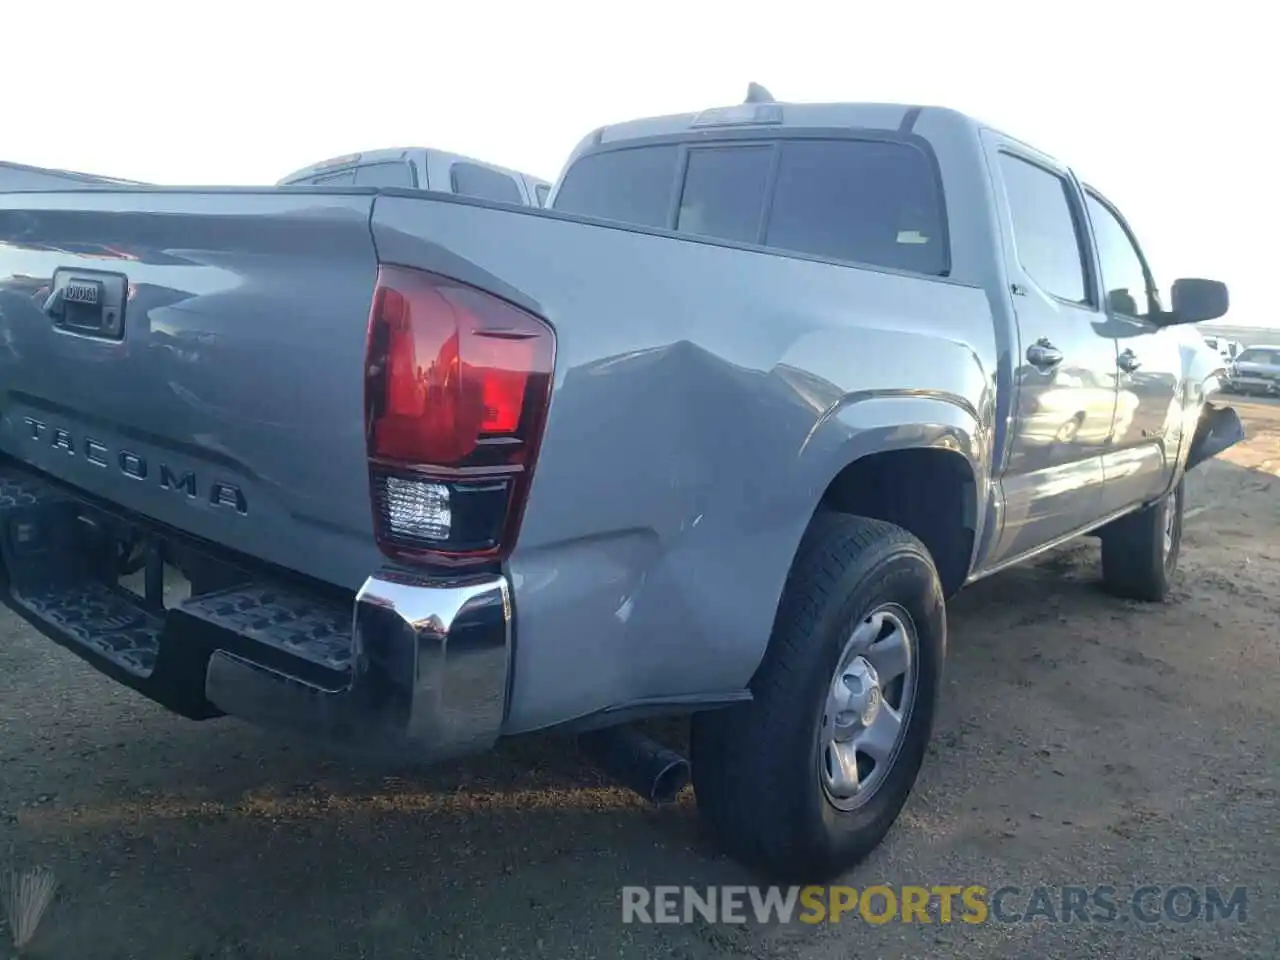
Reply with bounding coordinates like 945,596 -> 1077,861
1237,348 -> 1275,364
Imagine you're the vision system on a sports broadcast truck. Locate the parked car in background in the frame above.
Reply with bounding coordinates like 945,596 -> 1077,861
1203,334 -> 1245,363
0,86 -> 1241,884
1,160 -> 144,191
277,147 -> 550,206
1224,344 -> 1280,396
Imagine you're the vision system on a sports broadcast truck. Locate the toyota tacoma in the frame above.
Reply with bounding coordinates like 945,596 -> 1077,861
0,86 -> 1241,881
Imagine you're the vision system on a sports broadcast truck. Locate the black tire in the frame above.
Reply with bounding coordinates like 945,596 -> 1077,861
1100,477 -> 1184,602
690,513 -> 946,882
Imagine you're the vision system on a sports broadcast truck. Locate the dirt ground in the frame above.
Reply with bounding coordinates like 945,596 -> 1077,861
1,401 -> 1277,960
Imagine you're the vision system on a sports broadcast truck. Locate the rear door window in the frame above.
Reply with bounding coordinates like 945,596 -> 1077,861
996,153 -> 1089,303
450,163 -> 524,204
553,138 -> 947,275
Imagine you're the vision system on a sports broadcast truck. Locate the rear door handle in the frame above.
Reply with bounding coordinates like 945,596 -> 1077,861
1026,339 -> 1064,369
1117,349 -> 1141,372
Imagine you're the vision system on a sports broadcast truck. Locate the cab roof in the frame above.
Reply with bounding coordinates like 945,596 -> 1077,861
564,83 -> 1058,174
582,83 -> 975,147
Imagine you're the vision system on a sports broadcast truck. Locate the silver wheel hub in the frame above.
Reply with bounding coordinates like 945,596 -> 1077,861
837,658 -> 883,729
819,605 -> 918,811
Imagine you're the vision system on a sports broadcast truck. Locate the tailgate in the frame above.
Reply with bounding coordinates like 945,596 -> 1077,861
0,190 -> 381,589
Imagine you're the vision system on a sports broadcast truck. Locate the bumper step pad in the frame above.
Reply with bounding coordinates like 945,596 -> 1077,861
180,586 -> 354,673
0,473 -> 66,511
11,581 -> 161,677
0,463 -> 353,718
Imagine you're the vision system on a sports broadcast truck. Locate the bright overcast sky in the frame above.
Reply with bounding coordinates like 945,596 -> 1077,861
2,0 -> 1270,324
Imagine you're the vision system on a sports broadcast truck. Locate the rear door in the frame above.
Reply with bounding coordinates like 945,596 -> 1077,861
981,133 -> 1117,562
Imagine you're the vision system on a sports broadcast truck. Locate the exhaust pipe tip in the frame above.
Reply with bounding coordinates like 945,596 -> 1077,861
647,755 -> 691,804
578,725 -> 690,804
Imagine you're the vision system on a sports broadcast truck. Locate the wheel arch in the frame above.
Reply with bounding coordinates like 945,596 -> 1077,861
815,443 -> 980,598
745,393 -> 989,693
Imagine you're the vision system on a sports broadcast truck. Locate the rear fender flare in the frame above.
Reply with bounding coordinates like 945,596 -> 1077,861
798,390 -> 990,535
695,391 -> 992,695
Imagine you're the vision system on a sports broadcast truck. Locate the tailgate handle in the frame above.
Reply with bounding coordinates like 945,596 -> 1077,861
43,269 -> 127,340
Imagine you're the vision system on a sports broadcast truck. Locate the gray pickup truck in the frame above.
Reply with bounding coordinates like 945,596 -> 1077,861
277,147 -> 551,207
0,87 -> 1242,882
1,160 -> 143,191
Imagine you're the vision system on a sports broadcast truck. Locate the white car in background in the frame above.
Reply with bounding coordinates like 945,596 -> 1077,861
1202,334 -> 1242,362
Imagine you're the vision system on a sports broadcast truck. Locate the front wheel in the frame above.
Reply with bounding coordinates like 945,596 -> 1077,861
691,514 -> 946,882
1100,477 -> 1185,602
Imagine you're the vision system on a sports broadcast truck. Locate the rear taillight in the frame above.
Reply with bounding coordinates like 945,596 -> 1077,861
365,265 -> 555,567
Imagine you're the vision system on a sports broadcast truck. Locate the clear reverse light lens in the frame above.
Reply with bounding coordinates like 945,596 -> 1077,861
384,477 -> 451,542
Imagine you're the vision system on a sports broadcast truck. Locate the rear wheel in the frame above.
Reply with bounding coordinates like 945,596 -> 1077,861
1100,478 -> 1184,601
691,514 -> 945,882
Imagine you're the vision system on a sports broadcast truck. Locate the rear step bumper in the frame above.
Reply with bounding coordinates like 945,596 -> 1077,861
0,463 -> 511,764
206,574 -> 511,762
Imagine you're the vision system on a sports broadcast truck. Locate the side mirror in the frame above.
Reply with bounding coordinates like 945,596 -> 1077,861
1168,278 -> 1230,325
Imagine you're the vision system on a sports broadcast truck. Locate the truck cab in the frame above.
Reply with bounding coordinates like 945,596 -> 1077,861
546,88 -> 1234,574
277,147 -> 550,206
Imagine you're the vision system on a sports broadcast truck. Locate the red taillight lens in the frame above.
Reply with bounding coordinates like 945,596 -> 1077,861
365,265 -> 555,566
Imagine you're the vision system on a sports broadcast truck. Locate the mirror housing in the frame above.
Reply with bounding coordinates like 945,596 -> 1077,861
1165,278 -> 1230,325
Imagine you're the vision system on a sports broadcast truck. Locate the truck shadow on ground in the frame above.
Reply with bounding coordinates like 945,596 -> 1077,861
4,452 -> 1276,958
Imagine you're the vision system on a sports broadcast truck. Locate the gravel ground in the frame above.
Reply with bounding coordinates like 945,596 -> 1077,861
1,400 -> 1277,959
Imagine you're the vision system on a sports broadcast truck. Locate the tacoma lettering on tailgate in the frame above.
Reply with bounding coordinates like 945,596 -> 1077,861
21,417 -> 248,514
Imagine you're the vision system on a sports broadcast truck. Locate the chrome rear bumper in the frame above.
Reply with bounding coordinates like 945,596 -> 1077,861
204,572 -> 512,763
